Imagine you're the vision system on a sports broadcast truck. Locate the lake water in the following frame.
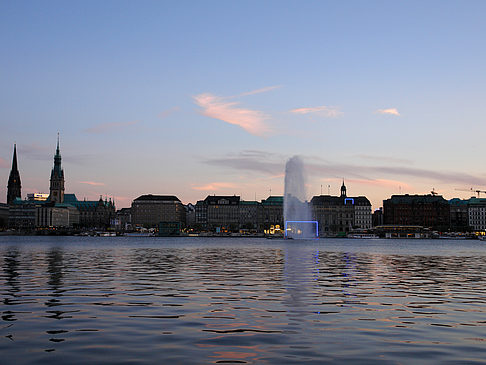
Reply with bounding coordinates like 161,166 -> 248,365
1,236 -> 485,364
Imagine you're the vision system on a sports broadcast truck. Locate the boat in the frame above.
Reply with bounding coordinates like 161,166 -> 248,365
347,233 -> 379,239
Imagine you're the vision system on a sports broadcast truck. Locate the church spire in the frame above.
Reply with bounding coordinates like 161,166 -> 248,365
49,134 -> 65,203
7,144 -> 22,204
340,179 -> 347,198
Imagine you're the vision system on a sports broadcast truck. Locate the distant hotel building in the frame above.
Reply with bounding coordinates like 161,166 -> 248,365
131,195 -> 186,228
194,195 -> 284,232
383,194 -> 450,230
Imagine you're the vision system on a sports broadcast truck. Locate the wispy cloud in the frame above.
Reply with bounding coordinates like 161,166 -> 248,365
290,105 -> 342,117
203,150 -> 284,175
192,182 -> 237,191
158,106 -> 180,119
79,181 -> 105,186
344,178 -> 412,190
375,108 -> 400,116
0,157 -> 8,168
203,151 -> 485,187
193,93 -> 270,136
84,120 -> 140,134
19,143 -> 52,161
237,85 -> 282,97
354,154 -> 412,165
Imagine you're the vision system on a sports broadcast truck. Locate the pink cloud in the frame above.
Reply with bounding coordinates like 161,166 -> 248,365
290,105 -> 342,117
375,108 -> 400,116
192,182 -> 237,191
0,157 -> 8,168
193,93 -> 270,136
84,120 -> 140,134
79,181 -> 105,186
344,178 -> 412,190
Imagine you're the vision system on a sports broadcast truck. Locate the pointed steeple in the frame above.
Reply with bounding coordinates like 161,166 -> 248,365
11,144 -> 18,171
49,134 -> 65,203
7,144 -> 22,204
340,179 -> 347,198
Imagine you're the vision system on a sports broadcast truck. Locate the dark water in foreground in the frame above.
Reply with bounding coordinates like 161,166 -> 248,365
1,237 -> 486,364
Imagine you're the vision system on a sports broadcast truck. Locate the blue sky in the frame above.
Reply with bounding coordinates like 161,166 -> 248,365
1,1 -> 486,208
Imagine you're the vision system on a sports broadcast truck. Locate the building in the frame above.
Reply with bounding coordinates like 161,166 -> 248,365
372,207 -> 384,227
205,195 -> 240,231
184,204 -> 195,228
239,200 -> 259,230
383,194 -> 450,230
36,204 -> 80,228
311,195 -> 354,235
259,196 -> 283,231
49,135 -> 65,204
0,203 -> 9,228
310,181 -> 372,236
64,194 -> 115,229
114,207 -> 132,231
466,197 -> 486,231
195,200 -> 208,228
131,195 -> 185,228
8,198 -> 40,229
7,144 -> 21,205
353,196 -> 373,229
449,198 -> 470,231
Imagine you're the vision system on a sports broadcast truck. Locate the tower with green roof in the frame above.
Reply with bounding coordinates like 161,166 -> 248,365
49,134 -> 65,203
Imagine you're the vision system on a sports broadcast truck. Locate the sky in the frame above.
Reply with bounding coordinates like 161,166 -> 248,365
1,0 -> 486,209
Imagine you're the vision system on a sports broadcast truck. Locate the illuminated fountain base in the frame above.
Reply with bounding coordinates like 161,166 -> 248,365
285,220 -> 319,239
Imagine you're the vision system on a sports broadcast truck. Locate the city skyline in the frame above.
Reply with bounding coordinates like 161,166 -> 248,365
2,1 -> 486,208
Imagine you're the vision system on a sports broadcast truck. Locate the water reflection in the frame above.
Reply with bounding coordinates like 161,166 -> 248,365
0,237 -> 485,364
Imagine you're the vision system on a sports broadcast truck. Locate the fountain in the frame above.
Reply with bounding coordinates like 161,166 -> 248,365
284,156 -> 318,239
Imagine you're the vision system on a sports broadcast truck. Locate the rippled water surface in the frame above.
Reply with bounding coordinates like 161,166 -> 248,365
1,236 -> 486,364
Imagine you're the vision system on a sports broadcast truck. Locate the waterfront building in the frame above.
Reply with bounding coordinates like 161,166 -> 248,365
311,181 -> 372,235
353,197 -> 372,229
372,207 -> 384,227
311,195 -> 354,235
205,195 -> 240,232
466,197 -> 486,231
0,203 -> 8,228
239,200 -> 259,230
131,194 -> 185,228
115,207 -> 132,231
36,204 -> 80,228
49,135 -> 65,204
64,194 -> 115,229
195,200 -> 207,228
259,196 -> 283,231
383,194 -> 450,231
8,199 -> 40,229
185,203 -> 196,228
7,144 -> 21,205
449,198 -> 471,231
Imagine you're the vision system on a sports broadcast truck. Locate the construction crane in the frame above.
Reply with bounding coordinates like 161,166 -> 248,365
455,188 -> 486,198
